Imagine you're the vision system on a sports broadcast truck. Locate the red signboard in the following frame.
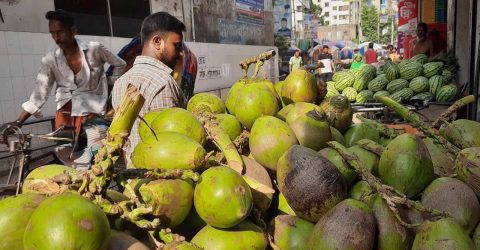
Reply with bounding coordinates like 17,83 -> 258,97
398,0 -> 418,58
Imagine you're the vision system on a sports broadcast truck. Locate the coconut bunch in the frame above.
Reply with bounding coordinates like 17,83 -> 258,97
1,51 -> 480,250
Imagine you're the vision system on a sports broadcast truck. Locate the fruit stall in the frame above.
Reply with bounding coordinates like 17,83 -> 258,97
1,49 -> 479,249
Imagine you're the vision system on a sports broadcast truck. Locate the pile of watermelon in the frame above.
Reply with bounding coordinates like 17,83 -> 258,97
327,54 -> 458,104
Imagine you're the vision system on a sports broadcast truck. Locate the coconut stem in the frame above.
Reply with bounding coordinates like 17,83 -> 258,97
376,96 -> 460,155
356,114 -> 403,138
239,50 -> 276,77
432,94 -> 475,129
356,139 -> 385,156
118,168 -> 200,182
233,130 -> 250,154
327,141 -> 451,226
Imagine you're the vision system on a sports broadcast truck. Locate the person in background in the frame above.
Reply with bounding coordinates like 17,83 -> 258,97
289,49 -> 302,73
364,42 -> 377,64
387,44 -> 400,63
318,45 -> 335,83
350,48 -> 364,70
412,22 -> 435,57
112,12 -> 186,167
0,9 -> 126,169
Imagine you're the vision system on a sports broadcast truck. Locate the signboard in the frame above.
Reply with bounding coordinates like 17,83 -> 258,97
379,14 -> 389,24
236,0 -> 265,25
397,0 -> 418,58
273,0 -> 292,39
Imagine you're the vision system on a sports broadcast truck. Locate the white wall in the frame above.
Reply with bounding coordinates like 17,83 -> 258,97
0,0 -> 54,33
0,31 -> 278,124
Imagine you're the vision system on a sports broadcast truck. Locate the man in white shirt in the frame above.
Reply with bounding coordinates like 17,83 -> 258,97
0,9 -> 126,168
289,50 -> 302,73
317,45 -> 335,84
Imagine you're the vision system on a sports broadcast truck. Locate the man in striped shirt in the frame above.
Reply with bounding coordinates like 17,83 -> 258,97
112,12 -> 186,167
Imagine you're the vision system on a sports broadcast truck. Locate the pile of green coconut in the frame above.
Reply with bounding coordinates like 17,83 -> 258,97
1,53 -> 480,250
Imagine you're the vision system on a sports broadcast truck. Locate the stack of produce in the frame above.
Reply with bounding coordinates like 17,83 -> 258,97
0,51 -> 479,250
327,54 -> 459,104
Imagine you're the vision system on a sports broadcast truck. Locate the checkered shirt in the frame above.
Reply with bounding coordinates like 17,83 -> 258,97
112,56 -> 186,167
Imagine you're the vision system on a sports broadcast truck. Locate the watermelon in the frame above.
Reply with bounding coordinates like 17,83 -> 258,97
423,62 -> 444,78
409,76 -> 429,93
411,92 -> 434,102
384,61 -> 400,81
333,71 -> 355,92
436,84 -> 457,102
373,90 -> 390,99
356,90 -> 374,104
386,79 -> 409,94
400,61 -> 423,80
390,88 -> 414,103
368,75 -> 389,92
409,54 -> 429,64
342,87 -> 357,102
429,75 -> 447,95
442,69 -> 454,83
353,65 -> 377,91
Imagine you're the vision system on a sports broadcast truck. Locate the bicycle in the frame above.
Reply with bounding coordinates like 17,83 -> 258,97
0,122 -> 76,197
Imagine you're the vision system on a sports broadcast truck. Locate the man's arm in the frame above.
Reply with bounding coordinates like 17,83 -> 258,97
98,43 -> 127,85
289,58 -> 293,73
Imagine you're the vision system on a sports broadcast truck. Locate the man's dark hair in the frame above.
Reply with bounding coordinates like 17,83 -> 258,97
418,22 -> 428,32
323,45 -> 329,49
387,44 -> 394,50
141,12 -> 186,44
45,9 -> 74,27
281,17 -> 287,22
368,42 -> 374,49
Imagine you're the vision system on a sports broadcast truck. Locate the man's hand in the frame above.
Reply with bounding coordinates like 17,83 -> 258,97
0,121 -> 21,143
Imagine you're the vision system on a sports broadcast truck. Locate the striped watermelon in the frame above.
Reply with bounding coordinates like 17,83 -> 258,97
384,61 -> 400,81
423,62 -> 444,78
409,76 -> 429,93
390,88 -> 415,103
356,90 -> 374,103
342,87 -> 357,102
409,54 -> 429,64
386,79 -> 409,94
399,61 -> 423,80
368,75 -> 389,92
411,92 -> 434,102
442,69 -> 454,83
429,75 -> 447,95
353,64 -> 376,91
349,68 -> 360,78
333,71 -> 355,91
326,82 -> 340,98
436,84 -> 457,102
373,90 -> 390,99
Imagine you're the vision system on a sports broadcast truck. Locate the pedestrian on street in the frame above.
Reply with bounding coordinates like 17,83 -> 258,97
365,42 -> 377,64
318,45 -> 335,83
0,9 -> 126,169
112,12 -> 187,167
289,49 -> 302,73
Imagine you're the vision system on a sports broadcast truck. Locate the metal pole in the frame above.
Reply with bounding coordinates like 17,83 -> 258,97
190,0 -> 196,42
106,0 -> 113,37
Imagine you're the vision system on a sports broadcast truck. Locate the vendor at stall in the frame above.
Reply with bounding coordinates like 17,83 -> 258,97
412,22 -> 435,57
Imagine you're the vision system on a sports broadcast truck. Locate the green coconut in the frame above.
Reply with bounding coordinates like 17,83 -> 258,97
289,110 -> 331,151
309,199 -> 377,250
269,215 -> 315,250
194,166 -> 252,228
412,218 -> 475,250
372,195 -> 413,250
276,103 -> 294,121
281,68 -> 318,104
22,164 -> 77,194
215,113 -> 242,141
344,123 -> 380,147
348,180 -> 375,206
322,95 -> 353,133
107,230 -> 150,250
249,116 -> 298,171
139,179 -> 194,227
423,137 -> 456,176
275,81 -> 284,98
421,177 -> 480,234
284,102 -> 322,124
164,241 -> 203,250
440,119 -> 480,149
191,220 -> 267,250
227,78 -> 280,129
319,147 -> 357,185
24,193 -> 110,249
187,92 -> 226,114
131,132 -> 206,170
277,145 -> 347,222
122,178 -> 152,199
225,79 -> 246,115
139,107 -> 206,145
349,145 -> 379,176
277,192 -> 296,216
378,133 -> 434,198
330,126 -> 346,145
455,147 -> 480,198
0,194 -> 45,249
